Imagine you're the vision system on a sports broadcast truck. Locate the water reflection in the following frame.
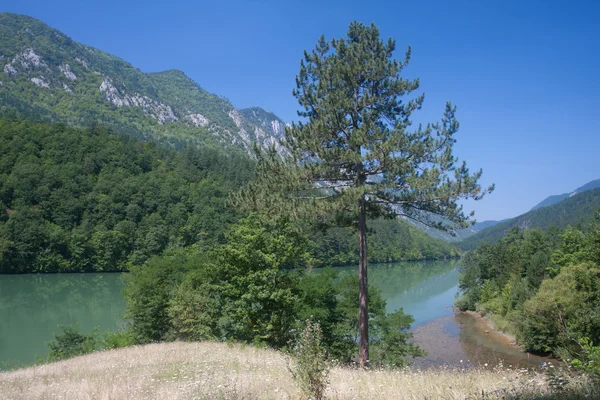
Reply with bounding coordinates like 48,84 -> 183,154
328,260 -> 459,326
322,260 -> 551,369
0,273 -> 125,368
412,314 -> 551,369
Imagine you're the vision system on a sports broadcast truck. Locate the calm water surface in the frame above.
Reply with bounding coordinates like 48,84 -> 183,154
1,261 -> 548,369
0,273 -> 125,368
316,260 -> 550,369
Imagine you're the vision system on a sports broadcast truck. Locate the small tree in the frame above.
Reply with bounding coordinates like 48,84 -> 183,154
234,22 -> 492,367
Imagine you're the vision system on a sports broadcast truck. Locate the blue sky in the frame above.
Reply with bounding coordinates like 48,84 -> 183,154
3,0 -> 599,221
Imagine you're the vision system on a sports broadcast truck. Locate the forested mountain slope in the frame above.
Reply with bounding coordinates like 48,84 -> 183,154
0,119 -> 254,273
0,13 -> 286,154
409,219 -> 502,243
457,187 -> 600,250
0,120 -> 457,273
530,178 -> 600,211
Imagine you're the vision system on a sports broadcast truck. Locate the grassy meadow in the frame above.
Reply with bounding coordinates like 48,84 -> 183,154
1,341 -> 598,399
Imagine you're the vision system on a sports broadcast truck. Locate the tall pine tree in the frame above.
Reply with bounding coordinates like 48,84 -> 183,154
233,22 -> 493,367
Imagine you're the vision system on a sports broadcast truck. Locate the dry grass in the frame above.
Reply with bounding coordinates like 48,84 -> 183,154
0,341 -> 596,399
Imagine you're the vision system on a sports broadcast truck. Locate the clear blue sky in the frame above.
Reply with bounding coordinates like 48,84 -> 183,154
3,0 -> 599,221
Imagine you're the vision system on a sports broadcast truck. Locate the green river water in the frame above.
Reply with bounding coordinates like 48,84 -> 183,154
0,261 -> 549,369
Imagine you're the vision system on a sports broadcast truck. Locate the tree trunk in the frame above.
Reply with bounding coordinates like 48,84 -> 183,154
358,197 -> 369,368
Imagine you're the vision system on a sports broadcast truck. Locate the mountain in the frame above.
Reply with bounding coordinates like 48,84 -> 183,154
0,13 -> 286,155
457,187 -> 600,251
530,179 -> 600,211
402,216 -> 503,243
417,179 -> 600,243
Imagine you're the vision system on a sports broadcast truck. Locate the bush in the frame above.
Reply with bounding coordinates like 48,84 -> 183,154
101,330 -> 135,349
571,340 -> 600,380
47,325 -> 136,361
288,320 -> 330,400
523,264 -> 600,353
454,294 -> 474,311
47,325 -> 98,361
123,250 -> 195,343
370,309 -> 425,368
167,279 -> 218,341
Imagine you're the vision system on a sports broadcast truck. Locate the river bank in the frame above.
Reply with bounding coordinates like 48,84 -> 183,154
411,312 -> 552,370
461,310 -> 519,344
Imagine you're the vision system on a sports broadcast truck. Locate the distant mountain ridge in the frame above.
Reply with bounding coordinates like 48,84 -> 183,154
403,219 -> 502,243
530,179 -> 600,211
457,186 -> 600,251
0,13 -> 287,155
421,178 -> 600,244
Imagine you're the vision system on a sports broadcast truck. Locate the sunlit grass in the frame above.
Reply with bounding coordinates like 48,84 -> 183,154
0,341 -> 597,399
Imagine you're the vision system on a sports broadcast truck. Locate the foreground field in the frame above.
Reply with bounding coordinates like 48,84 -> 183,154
0,342 -> 597,399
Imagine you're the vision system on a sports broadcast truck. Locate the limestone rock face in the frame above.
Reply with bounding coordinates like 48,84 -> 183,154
3,64 -> 17,76
59,64 -> 77,80
185,113 -> 210,127
99,77 -> 178,124
14,48 -> 45,70
31,76 -> 49,88
0,13 -> 289,156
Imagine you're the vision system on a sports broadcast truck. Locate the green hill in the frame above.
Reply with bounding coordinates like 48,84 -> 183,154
457,187 -> 600,251
530,178 -> 600,211
0,13 -> 285,154
0,119 -> 458,273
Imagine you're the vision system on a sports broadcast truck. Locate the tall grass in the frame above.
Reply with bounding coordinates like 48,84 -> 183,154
0,341 -> 597,399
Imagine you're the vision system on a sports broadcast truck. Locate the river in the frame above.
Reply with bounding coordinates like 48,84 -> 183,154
0,261 -> 549,369
0,273 -> 125,369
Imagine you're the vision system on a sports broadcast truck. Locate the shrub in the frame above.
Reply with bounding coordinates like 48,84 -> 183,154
571,338 -> 600,378
288,320 -> 330,400
167,280 -> 218,341
370,309 -> 425,368
101,330 -> 135,349
47,325 -> 98,361
123,251 -> 194,343
523,264 -> 600,353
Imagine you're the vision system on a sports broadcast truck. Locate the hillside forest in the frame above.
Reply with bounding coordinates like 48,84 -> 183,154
0,120 -> 457,274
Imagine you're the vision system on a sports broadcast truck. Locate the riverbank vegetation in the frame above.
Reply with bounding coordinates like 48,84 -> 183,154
1,341 -> 598,400
123,214 -> 424,368
456,211 -> 600,377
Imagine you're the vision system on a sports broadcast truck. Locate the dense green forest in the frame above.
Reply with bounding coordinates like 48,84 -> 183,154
456,212 -> 600,372
457,187 -> 600,250
0,119 -> 253,273
311,220 -> 459,265
0,119 -> 457,273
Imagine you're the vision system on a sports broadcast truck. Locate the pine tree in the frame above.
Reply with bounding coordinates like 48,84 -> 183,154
233,21 -> 493,367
